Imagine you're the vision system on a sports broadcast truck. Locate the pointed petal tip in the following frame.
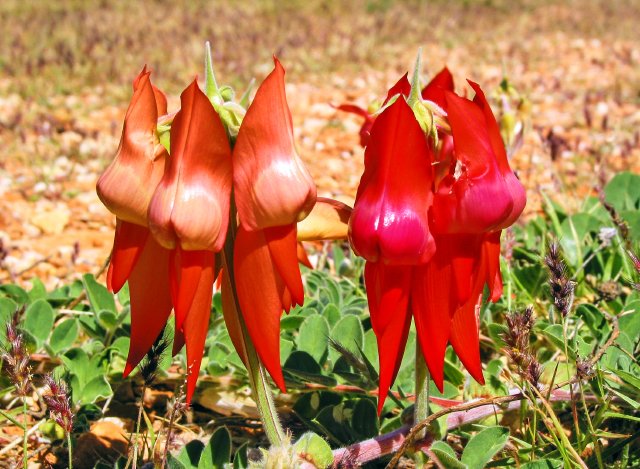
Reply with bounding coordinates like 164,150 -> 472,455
123,363 -> 133,378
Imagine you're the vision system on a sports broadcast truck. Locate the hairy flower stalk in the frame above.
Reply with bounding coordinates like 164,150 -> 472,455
132,331 -> 170,468
545,241 -> 576,319
503,307 -> 541,387
43,375 -> 74,469
1,307 -> 33,468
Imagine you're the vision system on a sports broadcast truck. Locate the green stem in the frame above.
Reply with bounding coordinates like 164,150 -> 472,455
221,199 -> 285,445
561,316 -> 582,453
132,384 -> 146,469
67,431 -> 73,469
578,380 -> 604,469
414,343 -> 429,442
22,398 -> 28,469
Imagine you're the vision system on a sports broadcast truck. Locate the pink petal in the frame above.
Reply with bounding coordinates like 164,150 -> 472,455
349,96 -> 436,265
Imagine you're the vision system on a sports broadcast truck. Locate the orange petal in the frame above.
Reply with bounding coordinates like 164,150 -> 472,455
233,58 -> 317,230
364,262 -> 412,413
97,68 -> 167,226
264,224 -> 304,308
234,225 -> 286,391
171,247 -> 217,331
296,197 -> 352,241
148,79 -> 232,251
297,242 -> 313,269
107,219 -> 149,293
220,269 -> 248,366
181,250 -> 216,403
123,235 -> 173,377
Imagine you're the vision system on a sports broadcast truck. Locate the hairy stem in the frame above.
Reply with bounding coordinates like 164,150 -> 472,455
413,345 -> 429,441
131,384 -> 146,469
22,398 -> 28,469
67,431 -> 73,469
221,199 -> 285,445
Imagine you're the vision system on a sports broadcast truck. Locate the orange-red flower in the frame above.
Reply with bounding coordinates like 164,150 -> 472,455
96,67 -> 174,380
232,58 -> 317,391
348,69 -> 525,412
98,60 -> 349,403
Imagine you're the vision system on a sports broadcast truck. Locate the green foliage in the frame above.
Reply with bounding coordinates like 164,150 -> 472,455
1,172 -> 640,467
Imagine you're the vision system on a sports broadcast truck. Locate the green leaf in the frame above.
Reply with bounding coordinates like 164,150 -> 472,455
49,318 -> 79,354
110,336 -> 130,358
297,314 -> 330,364
616,369 -> 640,391
198,426 -> 231,469
329,315 -> 364,362
166,454 -> 187,469
232,442 -> 249,469
461,426 -> 509,469
178,440 -> 205,469
97,310 -> 118,330
520,459 -> 563,469
430,441 -> 467,469
82,273 -> 116,314
604,171 -> 640,211
23,299 -> 55,346
0,284 -> 29,305
0,297 -> 17,347
351,398 -> 378,439
28,278 -> 47,300
80,375 -> 113,404
294,432 -> 333,468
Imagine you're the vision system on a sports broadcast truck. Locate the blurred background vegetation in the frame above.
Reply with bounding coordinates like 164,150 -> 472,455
1,0 -> 639,99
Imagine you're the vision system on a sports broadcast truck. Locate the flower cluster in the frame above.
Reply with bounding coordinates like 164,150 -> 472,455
43,374 -> 74,434
343,66 -> 526,410
1,307 -> 32,398
97,57 -> 350,402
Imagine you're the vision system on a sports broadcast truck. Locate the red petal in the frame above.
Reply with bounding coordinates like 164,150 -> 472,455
264,224 -> 304,308
365,262 -> 412,413
383,73 -> 411,104
483,231 -> 503,301
123,236 -> 173,377
449,297 -> 484,384
107,219 -> 149,293
432,91 -> 513,234
469,81 -> 526,227
182,251 -> 216,403
422,67 -> 454,109
412,257 -> 457,392
234,226 -> 287,391
349,97 -> 436,265
148,79 -> 232,251
172,323 -> 185,356
234,58 -> 316,230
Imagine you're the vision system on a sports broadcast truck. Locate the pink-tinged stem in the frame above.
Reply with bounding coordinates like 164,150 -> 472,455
298,387 -> 595,468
